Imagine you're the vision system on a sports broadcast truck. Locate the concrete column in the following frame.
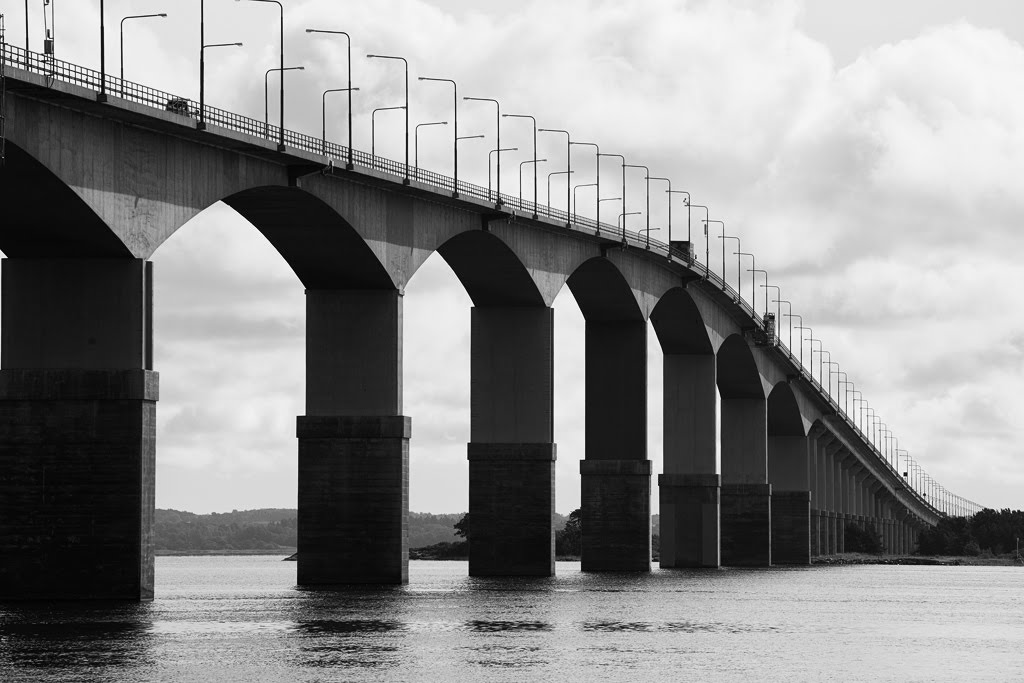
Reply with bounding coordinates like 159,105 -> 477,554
816,436 -> 830,554
833,454 -> 846,554
808,434 -> 821,556
659,354 -> 720,568
0,258 -> 156,600
769,434 -> 810,565
581,320 -> 650,571
299,289 -> 409,585
721,397 -> 770,566
824,444 -> 839,555
469,307 -> 555,576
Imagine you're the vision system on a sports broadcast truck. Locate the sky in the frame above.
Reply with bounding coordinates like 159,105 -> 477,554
3,0 -> 1023,514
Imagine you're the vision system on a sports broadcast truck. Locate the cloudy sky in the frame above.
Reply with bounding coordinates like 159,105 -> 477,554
5,0 -> 1023,514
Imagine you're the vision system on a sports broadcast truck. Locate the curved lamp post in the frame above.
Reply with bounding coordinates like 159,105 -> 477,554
795,325 -> 814,380
238,0 -> 286,148
518,158 -> 546,206
200,38 -> 243,127
488,147 -> 517,200
264,65 -> 304,139
598,153 -> 626,241
539,128 -> 570,222
705,220 -> 726,280
573,182 -> 596,221
415,121 -> 448,180
504,114 -> 538,216
368,53 -> 410,182
465,96 -> 501,202
547,170 -> 573,217
372,105 -> 406,165
783,312 -> 802,363
308,29 -> 355,169
624,164 -> 650,246
121,13 -> 166,91
419,76 -> 458,193
322,87 -> 359,156
749,269 -> 769,318
570,141 -> 599,223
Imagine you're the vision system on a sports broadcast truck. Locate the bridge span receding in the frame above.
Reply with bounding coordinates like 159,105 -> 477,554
0,45 -> 975,600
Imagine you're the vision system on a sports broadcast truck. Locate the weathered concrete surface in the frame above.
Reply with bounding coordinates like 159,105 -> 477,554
468,307 -> 555,576
296,416 -> 410,584
581,459 -> 652,571
771,490 -> 811,565
468,443 -> 555,576
659,473 -> 721,567
721,483 -> 772,566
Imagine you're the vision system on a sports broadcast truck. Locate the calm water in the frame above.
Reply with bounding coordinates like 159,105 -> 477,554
1,557 -> 1022,682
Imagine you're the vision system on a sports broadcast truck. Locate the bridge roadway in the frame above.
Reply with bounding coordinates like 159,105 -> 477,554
0,53 -> 941,600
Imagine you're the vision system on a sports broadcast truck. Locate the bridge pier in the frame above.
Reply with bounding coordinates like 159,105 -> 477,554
468,307 -> 555,576
581,320 -> 650,572
769,434 -> 810,565
659,354 -> 719,568
721,397 -> 770,566
298,289 -> 409,585
0,258 -> 156,600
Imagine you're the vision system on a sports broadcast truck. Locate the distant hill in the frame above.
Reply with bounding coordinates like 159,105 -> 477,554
154,508 -> 621,554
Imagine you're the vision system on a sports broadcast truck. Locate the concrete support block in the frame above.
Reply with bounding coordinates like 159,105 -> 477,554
811,508 -> 822,556
468,443 -> 555,576
580,459 -> 651,572
297,416 -> 410,585
835,512 -> 846,554
771,490 -> 810,565
0,369 -> 157,600
828,512 -> 839,555
658,473 -> 720,568
721,483 -> 772,566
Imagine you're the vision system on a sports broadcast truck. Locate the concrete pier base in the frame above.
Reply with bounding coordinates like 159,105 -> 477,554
811,509 -> 822,556
581,459 -> 652,571
771,490 -> 810,564
0,369 -> 158,600
469,443 -> 555,576
658,473 -> 720,568
721,483 -> 772,566
297,416 -> 410,585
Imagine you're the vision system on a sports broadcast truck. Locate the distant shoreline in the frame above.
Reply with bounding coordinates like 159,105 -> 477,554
812,552 -> 1022,566
157,549 -> 296,557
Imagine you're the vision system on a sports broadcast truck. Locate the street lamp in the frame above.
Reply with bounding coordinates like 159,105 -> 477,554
619,211 -> 641,232
367,53 -> 410,182
668,189 -> 691,244
465,96 -> 501,202
705,220 -> 726,281
597,197 -> 622,235
504,114 -> 538,216
200,21 -> 243,128
836,376 -> 852,415
322,87 -> 359,156
719,236 -> 741,299
455,134 -> 485,195
265,66 -> 304,139
736,252 -> 756,311
518,157 -> 546,208
547,170 -> 573,216
570,141 -> 599,223
824,360 -> 840,403
488,147 -> 517,201
372,105 -> 406,166
624,164 -> 651,247
121,13 -> 166,92
573,182 -> 596,221
794,325 -> 813,380
598,153 -> 626,241
749,269 -> 769,317
415,121 -> 448,180
539,128 -> 570,222
308,29 -> 355,169
783,312 -> 802,363
237,0 -> 286,149
419,76 -> 458,193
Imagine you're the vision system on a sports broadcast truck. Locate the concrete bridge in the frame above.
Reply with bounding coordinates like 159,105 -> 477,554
0,46 -> 973,600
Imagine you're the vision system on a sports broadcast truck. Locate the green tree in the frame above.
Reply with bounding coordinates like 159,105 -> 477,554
454,513 -> 470,540
556,509 -> 581,556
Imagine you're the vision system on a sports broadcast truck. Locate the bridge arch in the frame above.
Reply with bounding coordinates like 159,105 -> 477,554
0,142 -> 131,257
435,230 -> 545,307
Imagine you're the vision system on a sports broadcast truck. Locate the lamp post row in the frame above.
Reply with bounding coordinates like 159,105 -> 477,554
84,4 -> 968,517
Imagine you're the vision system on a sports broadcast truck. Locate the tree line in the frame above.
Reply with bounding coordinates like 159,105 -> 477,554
917,508 -> 1024,557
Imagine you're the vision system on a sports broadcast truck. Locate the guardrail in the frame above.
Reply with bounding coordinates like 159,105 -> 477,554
1,41 -> 966,516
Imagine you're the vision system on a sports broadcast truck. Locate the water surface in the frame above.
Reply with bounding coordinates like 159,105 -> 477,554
1,557 -> 1021,682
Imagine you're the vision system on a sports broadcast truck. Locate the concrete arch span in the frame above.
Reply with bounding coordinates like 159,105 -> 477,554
768,382 -> 813,564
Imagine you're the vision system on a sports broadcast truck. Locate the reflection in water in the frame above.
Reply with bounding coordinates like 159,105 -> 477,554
0,603 -> 154,679
0,557 -> 1022,682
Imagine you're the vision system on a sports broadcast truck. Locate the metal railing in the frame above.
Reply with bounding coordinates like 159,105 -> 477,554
1,41 -> 969,517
